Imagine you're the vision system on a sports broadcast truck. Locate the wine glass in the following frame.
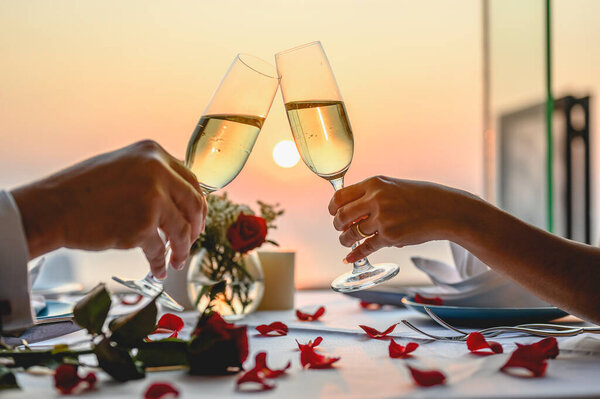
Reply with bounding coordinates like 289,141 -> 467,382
113,54 -> 280,310
275,41 -> 399,292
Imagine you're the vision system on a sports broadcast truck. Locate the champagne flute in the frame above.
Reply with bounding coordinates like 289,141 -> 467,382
113,54 -> 280,310
276,41 -> 399,292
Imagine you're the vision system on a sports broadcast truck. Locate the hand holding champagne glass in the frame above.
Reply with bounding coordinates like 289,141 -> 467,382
113,54 -> 279,310
276,42 -> 399,292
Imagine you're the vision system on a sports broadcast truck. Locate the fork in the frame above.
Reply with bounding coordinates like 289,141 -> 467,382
401,306 -> 598,341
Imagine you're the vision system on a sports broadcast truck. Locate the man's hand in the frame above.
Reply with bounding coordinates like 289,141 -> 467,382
11,140 -> 207,279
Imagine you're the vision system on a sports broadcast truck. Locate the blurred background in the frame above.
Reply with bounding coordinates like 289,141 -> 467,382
0,0 -> 596,291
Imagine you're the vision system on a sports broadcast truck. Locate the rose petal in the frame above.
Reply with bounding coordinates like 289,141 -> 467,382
54,364 -> 97,395
144,382 -> 180,399
237,352 -> 289,391
297,340 -> 340,369
466,332 -> 503,356
254,352 -> 291,378
148,314 -> 185,339
359,323 -> 398,339
414,294 -> 443,306
360,301 -> 383,310
389,339 -> 419,358
309,336 -> 323,348
120,294 -> 143,306
296,306 -> 325,321
501,337 -> 559,377
517,337 -> 559,359
255,322 -> 289,337
407,365 -> 446,387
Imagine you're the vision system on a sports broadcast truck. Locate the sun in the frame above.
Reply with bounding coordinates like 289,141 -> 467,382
272,140 -> 300,168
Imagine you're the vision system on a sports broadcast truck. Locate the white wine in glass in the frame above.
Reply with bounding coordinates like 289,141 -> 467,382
113,54 -> 279,310
276,42 -> 399,292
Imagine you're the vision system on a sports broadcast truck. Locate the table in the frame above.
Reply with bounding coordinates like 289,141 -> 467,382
4,290 -> 600,398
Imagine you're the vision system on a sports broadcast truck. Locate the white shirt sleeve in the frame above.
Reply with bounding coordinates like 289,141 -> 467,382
0,190 -> 34,333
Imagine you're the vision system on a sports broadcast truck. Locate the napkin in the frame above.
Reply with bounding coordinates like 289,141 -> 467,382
406,242 -> 551,308
28,258 -> 47,315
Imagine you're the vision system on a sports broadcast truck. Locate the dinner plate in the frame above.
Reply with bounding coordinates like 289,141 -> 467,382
36,300 -> 74,321
401,296 -> 569,325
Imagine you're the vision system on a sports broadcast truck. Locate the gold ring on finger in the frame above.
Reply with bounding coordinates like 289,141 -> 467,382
356,222 -> 369,238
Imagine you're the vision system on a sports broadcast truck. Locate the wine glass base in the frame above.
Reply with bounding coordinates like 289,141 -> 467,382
112,276 -> 184,312
330,262 -> 400,293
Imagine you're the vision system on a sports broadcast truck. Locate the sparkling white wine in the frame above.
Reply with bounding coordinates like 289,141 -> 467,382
285,100 -> 354,181
186,114 -> 264,193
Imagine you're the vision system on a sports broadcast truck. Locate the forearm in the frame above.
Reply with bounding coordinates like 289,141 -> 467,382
449,193 -> 600,324
11,179 -> 66,260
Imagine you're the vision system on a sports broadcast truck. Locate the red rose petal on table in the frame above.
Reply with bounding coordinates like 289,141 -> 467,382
501,337 -> 559,377
120,293 -> 143,306
360,301 -> 383,310
237,352 -> 290,391
466,332 -> 503,356
389,339 -> 419,358
144,382 -> 180,398
414,294 -> 443,306
297,340 -> 340,369
308,336 -> 323,348
149,313 -> 185,339
519,337 -> 559,359
407,365 -> 446,387
296,306 -> 325,321
54,364 -> 97,394
255,322 -> 289,337
359,323 -> 398,339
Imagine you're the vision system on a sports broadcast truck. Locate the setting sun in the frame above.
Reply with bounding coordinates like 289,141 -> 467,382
272,140 -> 300,168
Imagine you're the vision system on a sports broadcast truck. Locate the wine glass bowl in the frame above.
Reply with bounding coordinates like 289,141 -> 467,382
112,54 -> 279,310
276,41 -> 399,292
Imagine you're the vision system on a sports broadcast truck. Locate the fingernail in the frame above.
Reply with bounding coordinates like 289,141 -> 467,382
342,258 -> 349,264
157,270 -> 167,280
174,261 -> 185,270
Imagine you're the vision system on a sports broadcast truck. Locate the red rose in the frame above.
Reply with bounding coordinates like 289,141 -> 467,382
226,214 -> 268,253
188,312 -> 248,375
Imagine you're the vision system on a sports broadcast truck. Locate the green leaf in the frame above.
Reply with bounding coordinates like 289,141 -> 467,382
73,283 -> 111,335
108,295 -> 158,346
93,337 -> 144,382
0,348 -> 89,369
0,365 -> 18,390
135,339 -> 189,368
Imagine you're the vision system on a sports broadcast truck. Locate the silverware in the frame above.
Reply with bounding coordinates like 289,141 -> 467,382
401,306 -> 600,341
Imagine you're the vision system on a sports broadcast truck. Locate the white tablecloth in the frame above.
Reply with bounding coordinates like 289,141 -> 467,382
5,291 -> 600,398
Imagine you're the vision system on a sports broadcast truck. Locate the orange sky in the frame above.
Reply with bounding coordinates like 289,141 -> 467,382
10,1 -> 594,288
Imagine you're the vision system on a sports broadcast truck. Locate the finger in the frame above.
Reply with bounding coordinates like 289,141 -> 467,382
344,234 -> 388,264
328,183 -> 366,216
158,200 -> 192,270
167,156 -> 202,194
141,232 -> 167,279
165,173 -> 205,242
338,218 -> 378,247
333,199 -> 371,231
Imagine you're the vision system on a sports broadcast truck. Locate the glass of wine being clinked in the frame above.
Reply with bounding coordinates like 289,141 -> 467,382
113,54 -> 279,310
276,41 -> 399,292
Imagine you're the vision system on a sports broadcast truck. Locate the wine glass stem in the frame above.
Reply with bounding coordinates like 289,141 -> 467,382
330,177 -> 373,274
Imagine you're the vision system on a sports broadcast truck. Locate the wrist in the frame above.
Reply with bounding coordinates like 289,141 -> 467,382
11,180 -> 66,259
437,187 -> 487,245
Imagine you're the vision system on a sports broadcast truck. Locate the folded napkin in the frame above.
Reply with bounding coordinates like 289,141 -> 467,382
28,258 -> 47,315
406,243 -> 550,308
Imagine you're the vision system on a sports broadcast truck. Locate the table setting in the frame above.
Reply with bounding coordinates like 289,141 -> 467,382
3,41 -> 600,399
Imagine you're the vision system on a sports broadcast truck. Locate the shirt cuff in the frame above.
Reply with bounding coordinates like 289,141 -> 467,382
0,190 -> 34,333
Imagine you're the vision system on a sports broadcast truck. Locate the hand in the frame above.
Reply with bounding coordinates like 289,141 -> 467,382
328,176 -> 469,263
11,140 -> 207,279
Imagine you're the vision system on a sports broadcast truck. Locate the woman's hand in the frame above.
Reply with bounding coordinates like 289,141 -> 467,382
328,176 -> 471,263
12,140 -> 207,279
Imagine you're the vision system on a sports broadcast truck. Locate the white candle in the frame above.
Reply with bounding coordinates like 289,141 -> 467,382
257,250 -> 295,310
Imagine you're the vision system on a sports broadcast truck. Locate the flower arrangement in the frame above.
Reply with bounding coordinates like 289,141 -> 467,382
190,193 -> 283,317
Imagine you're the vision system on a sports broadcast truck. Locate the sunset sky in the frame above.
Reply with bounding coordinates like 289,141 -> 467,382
0,1 -> 597,289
